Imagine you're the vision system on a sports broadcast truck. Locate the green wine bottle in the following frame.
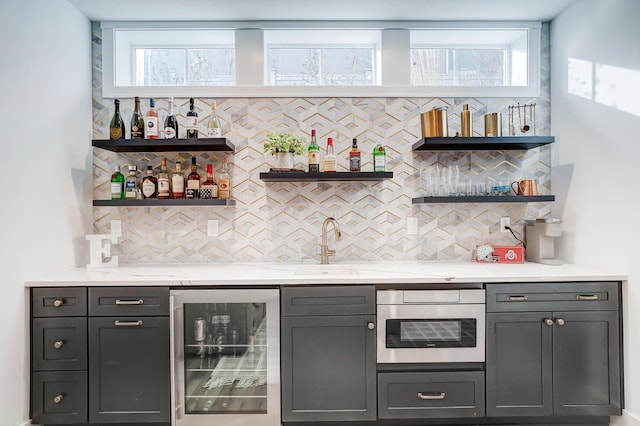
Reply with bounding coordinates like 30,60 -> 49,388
307,129 -> 320,172
130,96 -> 145,139
109,99 -> 125,140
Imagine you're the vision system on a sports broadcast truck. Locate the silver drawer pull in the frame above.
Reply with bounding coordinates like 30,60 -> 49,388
508,295 -> 528,301
115,299 -> 144,305
53,299 -> 64,308
53,394 -> 64,404
417,392 -> 446,400
114,320 -> 143,327
53,340 -> 64,349
577,294 -> 598,301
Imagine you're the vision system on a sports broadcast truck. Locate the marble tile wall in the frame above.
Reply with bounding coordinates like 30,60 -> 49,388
92,23 -> 552,263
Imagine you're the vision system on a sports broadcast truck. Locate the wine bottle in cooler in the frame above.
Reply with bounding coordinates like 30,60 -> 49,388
164,97 -> 179,139
109,99 -> 125,140
130,96 -> 145,139
186,97 -> 198,139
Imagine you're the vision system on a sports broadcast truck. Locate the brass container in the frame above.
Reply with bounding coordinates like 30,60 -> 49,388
484,113 -> 502,137
421,107 -> 449,138
461,104 -> 472,137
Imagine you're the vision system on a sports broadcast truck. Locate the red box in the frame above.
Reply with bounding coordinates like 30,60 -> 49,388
475,245 -> 524,263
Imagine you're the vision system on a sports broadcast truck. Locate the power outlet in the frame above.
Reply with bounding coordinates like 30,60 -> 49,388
500,217 -> 511,233
207,220 -> 219,237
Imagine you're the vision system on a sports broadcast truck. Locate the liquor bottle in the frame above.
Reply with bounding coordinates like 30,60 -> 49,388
186,97 -> 198,139
200,164 -> 218,199
109,99 -> 125,140
157,157 -> 170,199
207,100 -> 222,137
164,97 -> 179,139
130,96 -> 145,139
110,165 -> 125,200
307,129 -> 320,173
373,143 -> 386,172
145,98 -> 159,139
349,138 -> 361,172
124,165 -> 139,199
141,165 -> 158,199
171,161 -> 185,199
186,157 -> 200,199
218,158 -> 231,199
322,137 -> 337,172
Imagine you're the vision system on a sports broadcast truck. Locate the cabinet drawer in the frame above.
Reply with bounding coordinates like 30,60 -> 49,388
32,287 -> 87,317
281,285 -> 375,316
32,317 -> 87,371
31,370 -> 88,424
88,287 -> 169,316
378,371 -> 485,419
486,282 -> 620,312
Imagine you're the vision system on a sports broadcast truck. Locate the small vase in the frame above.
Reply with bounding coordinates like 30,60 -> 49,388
275,152 -> 294,169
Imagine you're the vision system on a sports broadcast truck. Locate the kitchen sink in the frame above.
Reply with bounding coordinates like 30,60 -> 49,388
294,264 -> 360,275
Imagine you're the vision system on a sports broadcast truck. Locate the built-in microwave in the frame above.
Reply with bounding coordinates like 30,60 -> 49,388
376,289 -> 485,364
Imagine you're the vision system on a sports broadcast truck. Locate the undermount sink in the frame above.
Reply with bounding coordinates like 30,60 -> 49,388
294,264 -> 360,275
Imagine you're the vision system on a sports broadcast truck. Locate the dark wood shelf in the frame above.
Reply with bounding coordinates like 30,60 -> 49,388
92,138 -> 235,153
93,198 -> 236,207
259,171 -> 393,182
412,136 -> 555,151
412,195 -> 555,204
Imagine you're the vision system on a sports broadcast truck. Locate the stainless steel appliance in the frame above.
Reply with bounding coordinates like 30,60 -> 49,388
377,289 -> 485,364
170,289 -> 280,426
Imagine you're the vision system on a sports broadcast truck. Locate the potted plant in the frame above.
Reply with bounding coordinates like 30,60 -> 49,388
263,131 -> 307,169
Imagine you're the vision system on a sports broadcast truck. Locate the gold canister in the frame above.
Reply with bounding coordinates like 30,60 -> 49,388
484,113 -> 502,137
421,107 -> 449,138
461,104 -> 472,137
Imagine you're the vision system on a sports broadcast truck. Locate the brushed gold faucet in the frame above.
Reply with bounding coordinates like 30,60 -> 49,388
320,217 -> 341,264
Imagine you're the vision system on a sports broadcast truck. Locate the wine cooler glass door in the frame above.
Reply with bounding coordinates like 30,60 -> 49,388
170,289 -> 280,426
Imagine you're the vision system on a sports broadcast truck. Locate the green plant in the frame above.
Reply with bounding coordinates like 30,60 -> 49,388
263,132 -> 307,155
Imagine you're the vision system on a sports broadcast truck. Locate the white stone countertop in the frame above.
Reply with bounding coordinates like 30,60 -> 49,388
24,261 -> 627,287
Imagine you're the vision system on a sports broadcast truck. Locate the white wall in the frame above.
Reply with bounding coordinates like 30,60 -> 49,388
551,0 -> 640,424
0,0 -> 92,424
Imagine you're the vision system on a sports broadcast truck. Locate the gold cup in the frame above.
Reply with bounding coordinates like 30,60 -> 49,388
421,107 -> 449,138
484,113 -> 503,137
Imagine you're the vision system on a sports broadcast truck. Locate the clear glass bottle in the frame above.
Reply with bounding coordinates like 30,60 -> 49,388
171,161 -> 185,199
307,129 -> 320,173
145,98 -> 158,139
207,100 -> 222,137
109,99 -> 125,140
218,158 -> 231,199
164,97 -> 179,139
130,96 -> 145,139
141,165 -> 158,199
124,165 -> 139,199
186,97 -> 198,139
322,137 -> 337,172
372,143 -> 386,172
110,165 -> 125,200
157,157 -> 170,199
186,157 -> 200,199
200,164 -> 218,199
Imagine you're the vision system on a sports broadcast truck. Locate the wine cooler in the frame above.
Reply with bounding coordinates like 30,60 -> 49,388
170,289 -> 280,426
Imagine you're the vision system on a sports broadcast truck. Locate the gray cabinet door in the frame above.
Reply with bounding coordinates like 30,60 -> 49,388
88,316 -> 170,423
553,311 -> 622,416
486,312 -> 553,417
281,314 -> 377,422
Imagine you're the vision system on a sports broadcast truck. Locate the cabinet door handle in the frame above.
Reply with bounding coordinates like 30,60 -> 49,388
417,392 -> 446,400
114,320 -> 143,327
544,318 -> 554,326
507,295 -> 528,301
115,299 -> 144,305
53,394 -> 64,404
53,299 -> 64,308
555,318 -> 565,326
367,322 -> 375,330
576,294 -> 598,301
53,340 -> 64,349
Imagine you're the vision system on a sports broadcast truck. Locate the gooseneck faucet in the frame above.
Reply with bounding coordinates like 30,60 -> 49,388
320,217 -> 341,264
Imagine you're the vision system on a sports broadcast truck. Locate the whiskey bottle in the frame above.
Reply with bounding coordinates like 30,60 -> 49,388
130,96 -> 145,139
145,98 -> 159,139
200,164 -> 218,199
141,165 -> 158,199
124,165 -> 139,199
110,165 -> 125,200
349,138 -> 361,172
109,99 -> 125,140
307,129 -> 320,173
157,157 -> 170,199
171,161 -> 185,199
186,157 -> 200,199
322,137 -> 337,172
218,158 -> 231,199
186,97 -> 198,139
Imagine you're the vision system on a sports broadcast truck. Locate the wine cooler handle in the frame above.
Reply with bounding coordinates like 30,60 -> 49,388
115,299 -> 144,305
114,320 -> 143,327
418,392 -> 446,400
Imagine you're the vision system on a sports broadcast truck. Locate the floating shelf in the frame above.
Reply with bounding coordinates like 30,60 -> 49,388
259,171 -> 393,182
93,199 -> 236,207
412,136 -> 555,151
412,195 -> 555,204
92,138 -> 235,153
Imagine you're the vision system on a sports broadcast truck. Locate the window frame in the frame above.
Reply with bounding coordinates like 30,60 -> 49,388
101,21 -> 540,98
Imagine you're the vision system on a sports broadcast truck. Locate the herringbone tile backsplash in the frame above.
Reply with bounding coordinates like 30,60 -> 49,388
92,23 -> 552,263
